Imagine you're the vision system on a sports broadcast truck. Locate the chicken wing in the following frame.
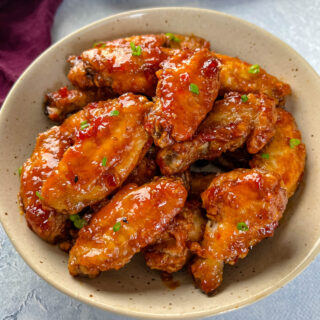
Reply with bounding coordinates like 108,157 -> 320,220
164,33 -> 210,50
190,168 -> 288,294
157,92 -> 277,175
144,200 -> 206,273
68,35 -> 167,97
41,93 -> 153,214
45,86 -> 116,122
20,110 -> 87,242
250,109 -> 306,197
216,54 -> 291,103
68,177 -> 187,277
145,48 -> 221,147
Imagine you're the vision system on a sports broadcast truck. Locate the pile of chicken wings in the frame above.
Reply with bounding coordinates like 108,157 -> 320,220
20,33 -> 306,295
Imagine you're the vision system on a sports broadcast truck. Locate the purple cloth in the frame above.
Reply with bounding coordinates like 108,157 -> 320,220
0,0 -> 62,105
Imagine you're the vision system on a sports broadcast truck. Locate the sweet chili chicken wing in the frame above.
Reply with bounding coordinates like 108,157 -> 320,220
20,110 -> 87,242
250,109 -> 306,197
157,92 -> 277,175
144,200 -> 206,273
216,54 -> 291,103
41,93 -> 153,214
190,168 -> 288,295
45,86 -> 116,122
68,177 -> 187,277
68,35 -> 167,97
145,48 -> 221,148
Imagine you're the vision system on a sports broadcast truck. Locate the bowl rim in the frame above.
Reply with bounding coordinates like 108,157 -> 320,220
1,6 -> 320,319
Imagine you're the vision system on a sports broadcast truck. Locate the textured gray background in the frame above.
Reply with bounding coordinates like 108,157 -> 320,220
1,0 -> 320,319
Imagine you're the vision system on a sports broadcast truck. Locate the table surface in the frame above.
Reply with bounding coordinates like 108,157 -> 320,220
1,0 -> 319,319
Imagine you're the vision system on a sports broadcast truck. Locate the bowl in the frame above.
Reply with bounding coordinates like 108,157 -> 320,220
0,7 -> 319,319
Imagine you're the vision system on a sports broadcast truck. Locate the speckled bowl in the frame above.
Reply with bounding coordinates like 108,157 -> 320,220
0,7 -> 319,319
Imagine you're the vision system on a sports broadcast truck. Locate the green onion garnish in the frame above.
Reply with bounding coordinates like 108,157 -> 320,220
289,138 -> 301,149
113,221 -> 121,232
35,191 -> 43,200
18,166 -> 22,176
189,83 -> 199,95
130,42 -> 142,56
248,64 -> 260,74
69,214 -> 87,229
237,222 -> 249,231
241,95 -> 248,102
109,110 -> 119,116
102,157 -> 107,167
80,120 -> 89,130
93,41 -> 106,48
165,33 -> 181,42
261,153 -> 270,159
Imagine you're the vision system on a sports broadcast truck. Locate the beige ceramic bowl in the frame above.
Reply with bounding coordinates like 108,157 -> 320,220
0,7 -> 319,319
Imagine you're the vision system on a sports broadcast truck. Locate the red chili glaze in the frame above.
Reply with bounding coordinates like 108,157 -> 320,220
145,49 -> 221,148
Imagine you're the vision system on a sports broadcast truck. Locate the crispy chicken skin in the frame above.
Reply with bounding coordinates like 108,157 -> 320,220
20,110 -> 87,242
157,92 -> 277,175
68,35 -> 167,97
45,86 -> 116,122
145,49 -> 220,148
68,177 -> 187,277
41,93 -> 153,214
250,109 -> 306,197
216,54 -> 291,103
144,200 -> 206,273
191,168 -> 288,295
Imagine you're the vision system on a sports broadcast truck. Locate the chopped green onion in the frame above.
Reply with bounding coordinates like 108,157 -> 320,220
241,95 -> 248,102
35,191 -> 43,200
109,110 -> 119,116
189,83 -> 199,95
113,221 -> 121,232
93,41 -> 106,48
130,42 -> 142,56
248,64 -> 260,74
80,120 -> 89,130
165,33 -> 181,42
101,157 -> 107,167
69,214 -> 87,229
289,138 -> 301,149
18,166 -> 22,176
237,222 -> 249,231
261,153 -> 270,159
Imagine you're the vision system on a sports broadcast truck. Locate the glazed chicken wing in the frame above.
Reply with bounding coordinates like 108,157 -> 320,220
68,35 -> 167,97
144,200 -> 206,273
216,54 -> 291,103
145,48 -> 221,147
41,93 -> 153,214
20,110 -> 87,242
157,92 -> 277,175
45,86 -> 116,122
191,168 -> 288,294
164,33 -> 210,50
68,177 -> 187,277
250,108 -> 306,197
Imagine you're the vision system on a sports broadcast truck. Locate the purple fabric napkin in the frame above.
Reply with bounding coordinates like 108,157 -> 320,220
0,0 -> 62,105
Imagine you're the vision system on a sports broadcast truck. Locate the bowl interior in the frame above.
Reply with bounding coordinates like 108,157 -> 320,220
0,7 -> 319,319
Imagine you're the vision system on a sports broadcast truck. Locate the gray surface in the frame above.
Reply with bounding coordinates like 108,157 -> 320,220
1,0 -> 320,319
